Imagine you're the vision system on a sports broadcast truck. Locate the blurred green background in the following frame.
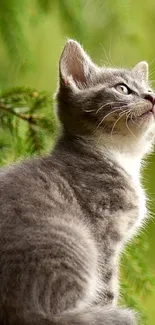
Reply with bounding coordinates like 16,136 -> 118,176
0,0 -> 155,324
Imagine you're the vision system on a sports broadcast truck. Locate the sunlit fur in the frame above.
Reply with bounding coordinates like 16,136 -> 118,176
0,40 -> 154,325
57,40 -> 155,241
57,40 -> 155,178
58,67 -> 155,153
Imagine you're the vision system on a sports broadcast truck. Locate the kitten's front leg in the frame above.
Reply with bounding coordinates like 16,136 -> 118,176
94,243 -> 120,307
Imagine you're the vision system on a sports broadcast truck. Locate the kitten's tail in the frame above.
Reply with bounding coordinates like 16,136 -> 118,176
20,306 -> 137,325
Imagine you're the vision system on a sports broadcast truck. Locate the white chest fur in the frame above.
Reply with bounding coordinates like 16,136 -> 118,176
113,151 -> 147,230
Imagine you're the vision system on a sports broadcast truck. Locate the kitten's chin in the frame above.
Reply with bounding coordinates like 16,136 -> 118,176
129,109 -> 155,131
130,103 -> 155,130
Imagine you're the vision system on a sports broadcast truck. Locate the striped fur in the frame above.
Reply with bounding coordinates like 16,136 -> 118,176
0,40 -> 154,325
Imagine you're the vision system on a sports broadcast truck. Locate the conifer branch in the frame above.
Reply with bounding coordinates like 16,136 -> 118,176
0,102 -> 38,124
0,87 -> 56,156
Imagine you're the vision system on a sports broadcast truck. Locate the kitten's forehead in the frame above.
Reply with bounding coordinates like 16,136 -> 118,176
98,68 -> 149,93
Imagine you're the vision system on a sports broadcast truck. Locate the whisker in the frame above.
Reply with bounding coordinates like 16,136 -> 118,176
100,43 -> 115,68
95,101 -> 127,115
96,101 -> 143,130
149,70 -> 155,77
81,108 -> 96,113
94,99 -> 148,132
95,98 -> 149,140
108,37 -> 116,69
149,58 -> 155,68
96,107 -> 125,129
96,102 -> 115,114
110,111 -> 127,141
82,100 -> 129,114
96,99 -> 146,116
110,112 -> 129,141
125,113 -> 137,140
130,112 -> 141,128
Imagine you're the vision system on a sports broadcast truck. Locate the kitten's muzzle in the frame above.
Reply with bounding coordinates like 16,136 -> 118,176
140,93 -> 155,117
144,93 -> 155,105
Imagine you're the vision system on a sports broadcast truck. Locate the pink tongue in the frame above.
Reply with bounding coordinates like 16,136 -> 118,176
152,106 -> 155,116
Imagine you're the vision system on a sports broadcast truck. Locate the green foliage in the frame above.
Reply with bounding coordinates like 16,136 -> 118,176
38,0 -> 52,13
58,0 -> 84,39
0,0 -> 84,71
121,234 -> 155,324
0,87 -> 56,162
0,0 -> 31,70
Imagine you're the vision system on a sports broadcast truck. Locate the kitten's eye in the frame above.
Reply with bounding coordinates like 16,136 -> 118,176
115,84 -> 131,95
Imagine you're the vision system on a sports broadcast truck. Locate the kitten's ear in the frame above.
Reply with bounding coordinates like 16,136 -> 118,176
59,39 -> 97,89
132,61 -> 148,81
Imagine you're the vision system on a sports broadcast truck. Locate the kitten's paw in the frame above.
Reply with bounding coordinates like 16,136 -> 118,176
100,306 -> 138,325
114,308 -> 138,325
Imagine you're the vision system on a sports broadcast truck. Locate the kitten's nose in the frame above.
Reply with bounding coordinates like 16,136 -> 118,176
144,94 -> 155,105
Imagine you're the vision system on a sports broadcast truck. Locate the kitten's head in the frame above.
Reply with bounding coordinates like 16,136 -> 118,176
56,40 -> 155,154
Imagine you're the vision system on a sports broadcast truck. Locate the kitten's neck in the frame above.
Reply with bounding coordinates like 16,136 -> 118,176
95,133 -> 152,181
109,150 -> 141,181
55,132 -> 149,182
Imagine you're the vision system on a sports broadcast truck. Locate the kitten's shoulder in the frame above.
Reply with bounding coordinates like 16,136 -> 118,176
0,154 -> 58,193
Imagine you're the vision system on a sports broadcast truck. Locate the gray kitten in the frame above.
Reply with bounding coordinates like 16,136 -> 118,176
0,40 -> 154,325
